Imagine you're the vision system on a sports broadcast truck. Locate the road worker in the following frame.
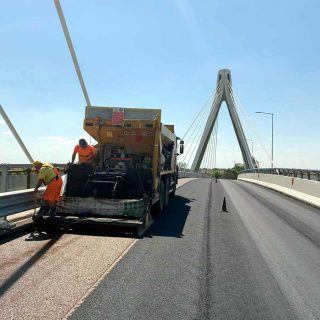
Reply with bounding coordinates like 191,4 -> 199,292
33,161 -> 63,211
71,138 -> 96,164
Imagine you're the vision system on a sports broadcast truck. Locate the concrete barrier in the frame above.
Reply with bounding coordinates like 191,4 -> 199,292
178,170 -> 209,179
238,172 -> 320,208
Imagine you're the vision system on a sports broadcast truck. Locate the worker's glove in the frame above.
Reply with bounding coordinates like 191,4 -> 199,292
65,162 -> 72,173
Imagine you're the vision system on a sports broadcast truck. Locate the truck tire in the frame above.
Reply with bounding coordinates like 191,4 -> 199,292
136,205 -> 152,238
153,180 -> 164,215
170,180 -> 176,197
164,179 -> 170,208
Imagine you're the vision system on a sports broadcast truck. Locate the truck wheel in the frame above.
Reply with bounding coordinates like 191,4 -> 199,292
136,205 -> 152,238
164,179 -> 170,208
153,180 -> 164,215
170,181 -> 176,197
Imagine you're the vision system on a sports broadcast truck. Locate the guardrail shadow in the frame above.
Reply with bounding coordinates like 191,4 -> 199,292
145,195 -> 193,238
0,236 -> 61,297
0,229 -> 33,245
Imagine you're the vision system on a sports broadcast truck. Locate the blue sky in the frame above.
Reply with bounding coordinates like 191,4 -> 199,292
1,0 -> 320,169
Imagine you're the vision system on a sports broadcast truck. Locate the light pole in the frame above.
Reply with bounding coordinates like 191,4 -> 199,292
256,111 -> 274,168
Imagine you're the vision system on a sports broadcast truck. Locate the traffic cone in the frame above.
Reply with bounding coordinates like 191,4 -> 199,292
222,197 -> 228,212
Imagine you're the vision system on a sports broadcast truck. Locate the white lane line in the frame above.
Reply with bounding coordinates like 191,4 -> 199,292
63,238 -> 138,319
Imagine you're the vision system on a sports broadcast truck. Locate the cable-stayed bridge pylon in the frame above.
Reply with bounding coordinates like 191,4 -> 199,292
191,69 -> 255,171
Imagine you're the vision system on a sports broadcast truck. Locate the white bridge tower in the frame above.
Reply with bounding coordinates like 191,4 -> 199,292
191,69 -> 255,171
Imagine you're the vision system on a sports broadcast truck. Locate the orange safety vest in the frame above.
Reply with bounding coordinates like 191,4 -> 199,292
74,145 -> 96,163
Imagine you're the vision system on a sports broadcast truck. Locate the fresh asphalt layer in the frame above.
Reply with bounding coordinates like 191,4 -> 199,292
69,178 -> 320,320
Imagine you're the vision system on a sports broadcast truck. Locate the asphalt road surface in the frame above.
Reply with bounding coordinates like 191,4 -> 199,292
1,178 -> 320,319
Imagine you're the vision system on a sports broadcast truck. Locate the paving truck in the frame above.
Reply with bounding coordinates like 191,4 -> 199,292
34,106 -> 184,236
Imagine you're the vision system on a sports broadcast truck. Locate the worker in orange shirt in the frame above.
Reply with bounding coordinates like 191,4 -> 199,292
33,161 -> 63,209
71,138 -> 96,164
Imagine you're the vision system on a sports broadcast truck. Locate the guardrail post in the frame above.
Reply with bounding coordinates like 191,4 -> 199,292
0,165 -> 9,192
307,172 -> 311,180
26,168 -> 31,189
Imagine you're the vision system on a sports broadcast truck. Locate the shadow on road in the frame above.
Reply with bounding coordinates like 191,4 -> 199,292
0,236 -> 61,297
0,229 -> 32,245
145,195 -> 193,238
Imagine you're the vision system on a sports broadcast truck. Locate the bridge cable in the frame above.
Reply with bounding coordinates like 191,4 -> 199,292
206,134 -> 211,169
208,132 -> 213,169
212,128 -> 216,168
209,131 -> 214,169
227,81 -> 272,166
211,130 -> 215,169
206,132 -> 212,169
180,106 -> 211,166
180,90 -> 220,166
202,123 -> 215,170
186,87 -> 218,167
182,80 -> 221,140
182,90 -> 217,169
181,93 -> 214,147
185,121 -> 208,168
213,115 -> 218,169
180,80 -> 223,169
232,88 -> 271,164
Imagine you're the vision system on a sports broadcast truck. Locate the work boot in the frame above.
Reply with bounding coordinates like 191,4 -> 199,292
38,206 -> 49,216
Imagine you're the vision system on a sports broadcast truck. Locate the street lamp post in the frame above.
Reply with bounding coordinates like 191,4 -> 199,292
256,111 -> 274,168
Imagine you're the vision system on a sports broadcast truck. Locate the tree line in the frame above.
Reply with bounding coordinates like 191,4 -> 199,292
179,162 -> 245,180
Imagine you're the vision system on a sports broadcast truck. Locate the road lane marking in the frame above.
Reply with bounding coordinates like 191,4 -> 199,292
63,238 -> 138,319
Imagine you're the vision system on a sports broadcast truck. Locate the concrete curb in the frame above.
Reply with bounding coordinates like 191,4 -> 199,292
238,178 -> 320,209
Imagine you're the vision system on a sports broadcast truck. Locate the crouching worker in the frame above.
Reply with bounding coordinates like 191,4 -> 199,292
33,161 -> 63,214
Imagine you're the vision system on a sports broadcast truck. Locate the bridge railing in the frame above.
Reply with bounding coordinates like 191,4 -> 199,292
241,168 -> 320,182
178,169 -> 210,179
0,164 -> 67,192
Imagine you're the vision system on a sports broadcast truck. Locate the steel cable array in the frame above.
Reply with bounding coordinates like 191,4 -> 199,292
227,80 -> 272,167
179,81 -> 221,170
179,77 -> 272,170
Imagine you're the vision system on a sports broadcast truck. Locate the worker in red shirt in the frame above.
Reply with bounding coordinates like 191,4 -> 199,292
71,138 -> 96,164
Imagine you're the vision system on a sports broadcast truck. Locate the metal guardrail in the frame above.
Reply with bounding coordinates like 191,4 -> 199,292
0,164 -> 67,192
0,188 -> 44,218
242,168 -> 320,181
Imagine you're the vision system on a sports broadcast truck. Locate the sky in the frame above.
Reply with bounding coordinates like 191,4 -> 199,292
1,0 -> 320,169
